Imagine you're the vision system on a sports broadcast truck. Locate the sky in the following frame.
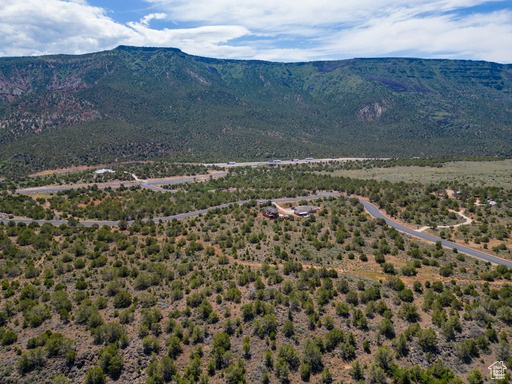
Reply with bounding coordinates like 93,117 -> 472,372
1,0 -> 511,63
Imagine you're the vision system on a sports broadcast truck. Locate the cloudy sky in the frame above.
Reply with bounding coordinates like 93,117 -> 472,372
1,0 -> 511,62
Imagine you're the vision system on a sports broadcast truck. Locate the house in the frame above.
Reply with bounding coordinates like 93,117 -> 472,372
292,205 -> 319,217
488,361 -> 507,380
263,207 -> 279,219
95,168 -> 115,175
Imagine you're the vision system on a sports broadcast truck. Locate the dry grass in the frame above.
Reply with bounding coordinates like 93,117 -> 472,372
324,160 -> 512,189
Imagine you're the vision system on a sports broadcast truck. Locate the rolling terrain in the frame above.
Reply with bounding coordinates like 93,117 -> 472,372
0,46 -> 512,175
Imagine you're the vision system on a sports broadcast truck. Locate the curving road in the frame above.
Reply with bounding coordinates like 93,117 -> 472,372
1,191 -> 511,268
358,198 -> 512,268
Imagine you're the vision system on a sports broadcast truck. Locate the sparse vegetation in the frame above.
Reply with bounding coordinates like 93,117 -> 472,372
0,159 -> 511,383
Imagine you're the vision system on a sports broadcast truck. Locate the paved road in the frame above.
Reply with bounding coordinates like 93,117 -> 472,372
16,172 -> 228,194
17,157 -> 385,193
0,193 -> 336,227
2,191 -> 511,268
205,157 -> 387,168
358,198 -> 512,268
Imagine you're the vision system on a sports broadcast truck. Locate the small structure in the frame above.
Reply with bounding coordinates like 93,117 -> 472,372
488,361 -> 507,380
263,207 -> 279,219
489,200 -> 497,206
292,205 -> 319,217
95,168 -> 115,175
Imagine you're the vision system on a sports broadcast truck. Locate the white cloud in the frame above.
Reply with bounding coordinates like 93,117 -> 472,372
0,0 -> 128,56
320,9 -> 512,63
140,13 -> 168,26
0,0 -> 511,62
142,0 -> 512,62
144,0 -> 505,30
0,0 -> 251,58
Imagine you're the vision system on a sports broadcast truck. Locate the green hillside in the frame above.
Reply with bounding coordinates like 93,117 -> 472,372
0,46 -> 511,174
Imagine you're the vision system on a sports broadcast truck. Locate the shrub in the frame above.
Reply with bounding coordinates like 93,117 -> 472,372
374,346 -> 393,371
212,332 -> 231,351
455,339 -> 479,363
397,289 -> 414,303
278,345 -> 300,371
242,336 -> 251,358
119,309 -> 134,324
45,333 -> 74,358
392,334 -> 409,357
24,304 -> 51,328
417,329 -> 438,352
335,302 -> 350,317
467,369 -> 484,384
497,306 -> 512,325
439,264 -> 454,277
134,273 -> 153,290
381,263 -> 396,274
94,323 -> 126,345
1,329 -> 18,345
17,347 -> 46,374
225,358 -> 246,384
378,318 -> 395,339
167,336 -> 182,358
324,329 -> 344,351
275,358 -> 290,383
98,343 -> 124,379
51,290 -> 72,313
351,361 -> 364,380
300,363 -> 311,382
367,363 -> 386,384
352,309 -> 368,329
254,314 -> 277,339
399,303 -> 420,322
321,367 -> 333,384
302,338 -> 323,373
282,320 -> 295,338
386,277 -> 405,291
51,374 -> 70,384
84,367 -> 105,384
113,290 -> 132,309
161,356 -> 177,382
143,336 -> 160,355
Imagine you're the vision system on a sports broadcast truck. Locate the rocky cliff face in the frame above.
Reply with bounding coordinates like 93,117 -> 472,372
0,57 -> 111,139
358,101 -> 390,122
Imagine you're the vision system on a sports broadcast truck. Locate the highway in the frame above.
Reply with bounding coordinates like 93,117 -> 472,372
17,158 -> 386,194
205,157 -> 386,168
1,190 -> 511,268
16,172 -> 228,194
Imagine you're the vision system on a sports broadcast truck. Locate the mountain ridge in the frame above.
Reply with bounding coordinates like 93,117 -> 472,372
0,46 -> 511,175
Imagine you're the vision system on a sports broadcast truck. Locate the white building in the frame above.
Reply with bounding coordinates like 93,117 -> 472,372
95,168 -> 115,175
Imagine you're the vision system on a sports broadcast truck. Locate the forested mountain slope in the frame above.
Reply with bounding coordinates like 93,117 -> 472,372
0,46 -> 511,173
